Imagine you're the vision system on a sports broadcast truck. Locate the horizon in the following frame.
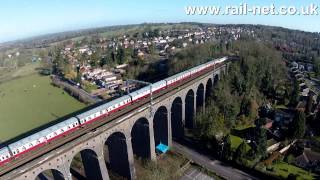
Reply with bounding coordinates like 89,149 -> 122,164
0,0 -> 320,43
1,21 -> 320,45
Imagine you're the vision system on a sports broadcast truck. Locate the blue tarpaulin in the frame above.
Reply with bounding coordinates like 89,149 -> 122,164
156,143 -> 169,154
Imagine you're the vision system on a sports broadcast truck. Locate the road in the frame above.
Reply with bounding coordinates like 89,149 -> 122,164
52,76 -> 102,103
181,166 -> 214,180
173,142 -> 258,180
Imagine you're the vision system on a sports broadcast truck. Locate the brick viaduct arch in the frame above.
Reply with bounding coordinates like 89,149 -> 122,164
7,65 -> 227,180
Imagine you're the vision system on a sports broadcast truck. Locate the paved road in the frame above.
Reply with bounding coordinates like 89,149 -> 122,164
181,166 -> 214,180
173,142 -> 258,180
52,76 -> 102,103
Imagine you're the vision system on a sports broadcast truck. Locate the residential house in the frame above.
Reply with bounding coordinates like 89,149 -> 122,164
295,148 -> 320,169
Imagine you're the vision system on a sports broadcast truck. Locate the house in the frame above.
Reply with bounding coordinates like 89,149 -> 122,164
291,61 -> 299,69
116,64 -> 128,69
159,39 -> 167,44
296,101 -> 307,112
137,51 -> 144,58
182,42 -> 188,48
79,48 -> 88,54
295,148 -> 320,169
306,64 -> 314,72
274,109 -> 294,126
264,118 -> 273,129
65,44 -> 73,51
301,88 -> 310,97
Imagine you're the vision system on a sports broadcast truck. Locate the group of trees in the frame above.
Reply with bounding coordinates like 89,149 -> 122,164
177,40 -> 289,165
197,40 -> 288,134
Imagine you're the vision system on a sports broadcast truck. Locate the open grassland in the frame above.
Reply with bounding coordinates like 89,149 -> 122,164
0,73 -> 85,142
0,62 -> 41,83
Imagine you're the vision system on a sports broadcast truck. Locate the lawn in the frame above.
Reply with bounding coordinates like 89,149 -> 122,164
230,135 -> 243,150
271,162 -> 316,180
230,135 -> 252,153
234,124 -> 254,131
0,73 -> 85,142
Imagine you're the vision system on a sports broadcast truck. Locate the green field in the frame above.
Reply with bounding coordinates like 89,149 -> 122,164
230,135 -> 243,150
271,162 -> 316,179
0,73 -> 85,142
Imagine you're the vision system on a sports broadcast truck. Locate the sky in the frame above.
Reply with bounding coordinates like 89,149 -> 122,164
0,0 -> 319,43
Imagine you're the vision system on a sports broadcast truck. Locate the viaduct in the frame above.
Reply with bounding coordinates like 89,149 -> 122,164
2,62 -> 228,180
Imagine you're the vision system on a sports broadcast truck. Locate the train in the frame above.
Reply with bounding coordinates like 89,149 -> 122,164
0,57 -> 227,167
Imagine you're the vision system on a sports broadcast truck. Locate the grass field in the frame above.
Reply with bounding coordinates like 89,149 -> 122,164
0,73 -> 85,142
230,135 -> 243,150
0,62 -> 41,83
270,162 -> 316,179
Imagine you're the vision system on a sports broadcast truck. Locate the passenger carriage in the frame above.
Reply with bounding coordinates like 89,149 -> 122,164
0,147 -> 11,166
0,57 -> 228,167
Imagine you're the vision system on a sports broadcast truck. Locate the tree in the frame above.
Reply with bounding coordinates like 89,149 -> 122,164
221,135 -> 233,161
52,47 -> 65,75
254,125 -> 267,158
260,70 -> 273,96
255,118 -> 267,128
290,80 -> 300,106
111,51 -> 116,62
314,58 -> 320,77
290,111 -> 306,139
90,52 -> 99,67
240,97 -> 252,117
100,56 -> 107,67
153,29 -> 160,37
234,141 -> 248,165
116,47 -> 125,64
306,94 -> 313,115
